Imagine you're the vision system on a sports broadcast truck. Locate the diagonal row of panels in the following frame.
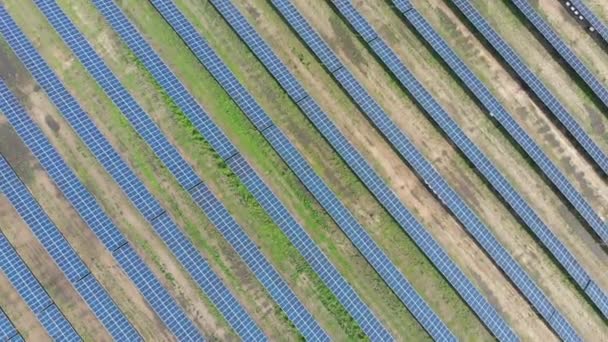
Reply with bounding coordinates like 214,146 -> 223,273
89,0 -> 393,340
509,0 -> 608,129
452,0 -> 608,242
450,0 -> 608,316
270,0 -> 517,340
568,0 -> 608,45
148,0 -> 456,339
450,0 -> 608,245
0,88 -> 140,341
392,0 -> 608,319
455,0 -> 608,178
328,0 -> 582,340
209,0 -> 470,339
16,0 -> 267,339
0,171 -> 81,341
207,0 -> 494,339
0,307 -> 22,341
0,9 -> 204,340
33,0 -> 329,339
458,1 -> 608,179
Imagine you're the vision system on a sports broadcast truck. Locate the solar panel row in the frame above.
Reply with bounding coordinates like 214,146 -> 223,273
89,1 -> 390,340
568,0 -> 608,45
33,1 -> 327,339
328,1 -> 581,340
509,0 -> 608,118
271,1 -> 517,340
392,0 -> 608,319
208,0 -> 471,339
459,3 -> 608,180
274,1 -> 515,340
0,307 -> 22,342
38,2 -> 323,340
501,5 -> 608,178
0,206 -> 80,341
0,92 -> 140,342
149,0 -> 453,339
451,0 -> 608,247
0,10 -> 204,341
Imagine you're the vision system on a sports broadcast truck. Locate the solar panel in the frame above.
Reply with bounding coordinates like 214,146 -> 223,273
326,0 -> 581,340
33,1 -> 327,339
0,11 -> 203,341
88,1 -> 390,339
149,0 -> 455,339
0,308 -> 20,341
272,0 -> 522,339
0,121 -> 140,341
89,1 -> 404,340
0,310 -> 22,342
510,0 -> 608,121
0,222 -> 79,341
451,0 -> 608,247
37,304 -> 81,341
568,0 -> 608,45
392,0 -> 608,320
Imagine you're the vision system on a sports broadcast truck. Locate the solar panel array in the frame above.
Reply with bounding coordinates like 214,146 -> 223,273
393,0 -> 608,319
327,0 -> 582,340
510,0 -> 608,114
0,307 -> 22,341
568,0 -> 608,45
33,1 -> 329,339
89,1 -> 390,340
210,0 -> 463,340
0,9 -> 204,341
452,0 -> 608,275
0,91 -> 140,341
35,2 -> 325,340
0,198 -> 80,341
148,0 -> 455,339
272,0 -> 519,340
449,4 -> 608,179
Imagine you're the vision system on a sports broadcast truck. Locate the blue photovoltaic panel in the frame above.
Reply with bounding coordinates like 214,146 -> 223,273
37,304 -> 80,341
393,1 -> 608,319
568,0 -> 608,45
509,0 -> 608,117
0,226 -> 79,341
150,0 -> 452,339
271,0 -> 520,340
451,0 -> 608,249
0,12 -> 202,341
210,1 -> 459,338
88,1 -> 386,340
327,0 -> 581,340
0,119 -> 140,341
34,0 -> 199,193
34,1 -> 321,340
0,308 -> 20,341
88,0 -> 382,340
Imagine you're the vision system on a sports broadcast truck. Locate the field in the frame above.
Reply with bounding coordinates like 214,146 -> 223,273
0,0 -> 606,340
